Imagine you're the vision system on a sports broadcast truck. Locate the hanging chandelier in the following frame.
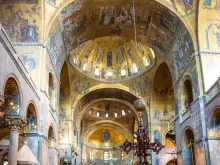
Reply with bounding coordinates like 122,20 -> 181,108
120,1 -> 164,164
120,100 -> 164,165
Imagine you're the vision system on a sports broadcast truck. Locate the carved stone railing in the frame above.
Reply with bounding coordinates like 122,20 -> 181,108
205,78 -> 220,104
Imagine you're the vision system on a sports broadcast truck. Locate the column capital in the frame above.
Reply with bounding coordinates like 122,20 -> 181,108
7,118 -> 26,132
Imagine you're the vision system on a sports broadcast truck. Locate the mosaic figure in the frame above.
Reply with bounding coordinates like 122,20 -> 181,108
203,0 -> 212,6
20,51 -> 36,72
27,19 -> 39,42
213,24 -> 220,48
99,7 -> 114,25
154,130 -> 161,142
107,49 -> 113,67
96,47 -> 104,64
102,129 -> 110,142
116,48 -> 124,64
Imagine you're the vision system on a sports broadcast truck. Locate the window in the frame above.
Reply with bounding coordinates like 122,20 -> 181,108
97,111 -> 100,117
95,67 -> 100,76
106,113 -> 109,119
114,112 -> 117,118
104,151 -> 109,161
122,110 -> 126,116
108,69 -> 113,77
121,68 -> 126,76
90,150 -> 93,160
150,48 -> 155,58
83,62 -> 88,71
143,56 -> 149,66
121,151 -> 124,160
89,108 -> 94,115
73,55 -> 78,64
132,63 -> 138,73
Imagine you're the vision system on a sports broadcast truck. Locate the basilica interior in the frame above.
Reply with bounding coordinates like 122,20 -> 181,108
0,0 -> 220,165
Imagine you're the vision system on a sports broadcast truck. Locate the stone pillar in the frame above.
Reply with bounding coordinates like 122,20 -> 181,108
7,118 -> 26,165
82,145 -> 87,162
76,127 -> 81,148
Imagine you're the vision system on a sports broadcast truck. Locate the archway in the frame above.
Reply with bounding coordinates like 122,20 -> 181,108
152,63 -> 174,143
48,125 -> 57,165
165,130 -> 176,147
25,103 -> 37,133
48,126 -> 55,148
59,63 -> 71,144
3,77 -> 20,117
48,73 -> 55,108
182,128 -> 195,165
181,79 -> 193,113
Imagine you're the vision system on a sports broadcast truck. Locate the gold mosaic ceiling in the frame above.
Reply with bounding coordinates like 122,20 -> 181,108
88,127 -> 125,146
60,0 -> 182,82
69,37 -> 155,82
84,100 -> 134,120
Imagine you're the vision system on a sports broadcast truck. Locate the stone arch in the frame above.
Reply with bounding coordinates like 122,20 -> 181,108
46,0 -> 197,53
48,72 -> 56,108
25,102 -> 38,133
207,107 -> 220,137
180,78 -> 194,113
72,86 -> 142,119
48,125 -> 56,147
151,62 -> 175,123
59,62 -> 71,121
75,98 -> 140,128
82,120 -> 133,142
3,76 -> 22,117
181,127 -> 196,165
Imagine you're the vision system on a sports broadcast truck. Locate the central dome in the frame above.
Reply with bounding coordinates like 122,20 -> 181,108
69,36 -> 155,83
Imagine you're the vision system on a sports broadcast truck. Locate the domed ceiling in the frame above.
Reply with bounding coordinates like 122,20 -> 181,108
69,37 -> 155,82
58,0 -> 182,82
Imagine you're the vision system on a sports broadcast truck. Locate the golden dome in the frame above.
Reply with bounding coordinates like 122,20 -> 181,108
69,36 -> 155,83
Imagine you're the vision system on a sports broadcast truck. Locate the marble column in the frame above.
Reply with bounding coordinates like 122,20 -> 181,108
76,127 -> 81,148
7,118 -> 26,165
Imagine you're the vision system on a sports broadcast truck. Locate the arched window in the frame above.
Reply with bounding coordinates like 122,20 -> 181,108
83,62 -> 88,71
121,151 -> 124,160
103,151 -> 109,161
150,48 -> 155,58
182,79 -> 193,112
4,77 -> 20,116
90,150 -> 93,160
97,111 -> 100,117
89,108 -> 94,115
143,56 -> 149,66
122,110 -> 126,116
121,68 -> 126,76
95,67 -> 100,76
209,108 -> 220,137
73,55 -> 78,64
48,73 -> 55,107
182,129 -> 195,165
26,103 -> 37,133
132,63 -> 138,73
107,69 -> 113,77
48,126 -> 55,147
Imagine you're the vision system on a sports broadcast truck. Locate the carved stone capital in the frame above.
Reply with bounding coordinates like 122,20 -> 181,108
7,118 -> 26,132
